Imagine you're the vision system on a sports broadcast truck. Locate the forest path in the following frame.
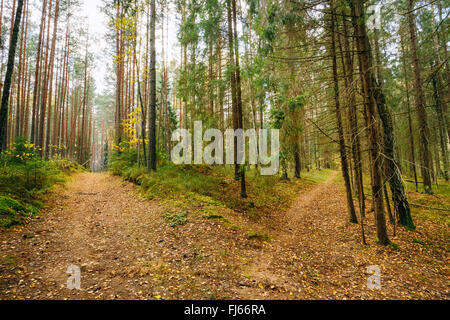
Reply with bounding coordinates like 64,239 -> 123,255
235,171 -> 448,299
0,172 -> 164,299
235,171 -> 350,298
0,171 -> 447,299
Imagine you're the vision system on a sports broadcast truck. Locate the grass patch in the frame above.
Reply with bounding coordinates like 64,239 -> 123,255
1,138 -> 84,229
404,179 -> 450,198
163,210 -> 188,227
404,180 -> 450,225
301,169 -> 335,183
388,242 -> 401,251
0,195 -> 39,228
203,213 -> 231,223
412,238 -> 427,246
247,232 -> 272,242
201,212 -> 242,230
110,157 -> 315,220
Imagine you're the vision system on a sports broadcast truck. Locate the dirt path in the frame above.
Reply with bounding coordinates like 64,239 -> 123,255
0,172 -> 164,299
0,172 -> 262,299
235,172 -> 448,299
0,171 -> 448,300
235,171 -> 344,298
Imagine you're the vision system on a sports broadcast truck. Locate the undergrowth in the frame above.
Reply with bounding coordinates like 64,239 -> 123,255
108,150 -> 320,225
0,137 -> 84,228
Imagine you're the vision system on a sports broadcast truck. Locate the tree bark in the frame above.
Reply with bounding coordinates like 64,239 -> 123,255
0,0 -> 23,151
148,0 -> 157,171
44,0 -> 59,159
38,0 -> 53,153
399,31 -> 419,192
341,11 -> 366,221
329,1 -> 358,224
407,0 -> 433,194
231,0 -> 247,198
349,0 -> 389,245
372,22 -> 414,229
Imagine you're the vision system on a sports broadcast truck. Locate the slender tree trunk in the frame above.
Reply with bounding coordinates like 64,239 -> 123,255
398,32 -> 419,192
227,0 -> 238,179
148,0 -> 156,171
218,36 -> 224,134
0,0 -> 23,151
329,1 -> 358,224
349,0 -> 389,245
341,12 -> 366,221
44,0 -> 59,159
115,3 -> 122,148
231,0 -> 247,198
294,145 -> 301,179
80,34 -> 88,164
408,0 -> 433,194
30,0 -> 47,145
14,0 -> 26,138
38,0 -> 53,153
23,67 -> 31,138
430,4 -> 448,181
372,22 -> 415,229
19,0 -> 28,138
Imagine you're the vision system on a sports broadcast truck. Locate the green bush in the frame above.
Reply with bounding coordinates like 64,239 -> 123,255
108,147 -> 309,219
163,210 -> 189,227
0,195 -> 39,228
108,143 -> 138,175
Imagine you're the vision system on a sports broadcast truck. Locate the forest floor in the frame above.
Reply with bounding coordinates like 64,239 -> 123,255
0,171 -> 448,300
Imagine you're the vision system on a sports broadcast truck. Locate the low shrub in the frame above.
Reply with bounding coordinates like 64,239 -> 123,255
108,145 -> 316,221
0,137 -> 81,228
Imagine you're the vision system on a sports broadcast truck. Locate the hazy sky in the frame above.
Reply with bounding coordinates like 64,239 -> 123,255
81,0 -> 179,95
82,0 -> 109,94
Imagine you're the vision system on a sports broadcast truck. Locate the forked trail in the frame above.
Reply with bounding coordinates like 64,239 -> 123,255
0,172 -> 447,299
236,171 -> 447,299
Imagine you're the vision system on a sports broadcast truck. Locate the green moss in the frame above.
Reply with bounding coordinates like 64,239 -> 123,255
0,196 -> 24,214
201,213 -> 242,230
247,232 -> 272,242
0,196 -> 29,228
412,238 -> 428,247
388,242 -> 401,251
301,169 -> 335,183
163,211 -> 188,227
110,153 -> 334,236
0,153 -> 79,228
203,213 -> 230,223
112,159 -> 311,215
